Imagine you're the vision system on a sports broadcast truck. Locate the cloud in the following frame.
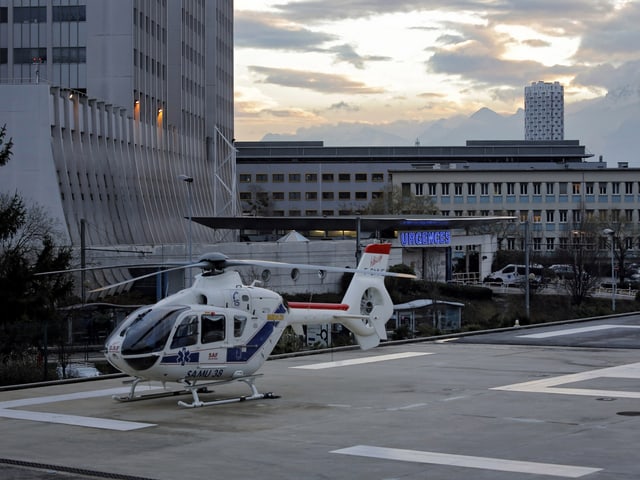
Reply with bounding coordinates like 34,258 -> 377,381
329,44 -> 390,69
249,66 -> 386,94
235,10 -> 335,51
327,101 -> 360,112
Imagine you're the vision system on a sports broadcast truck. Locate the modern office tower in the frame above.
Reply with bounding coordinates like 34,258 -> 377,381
0,1 -> 236,261
524,81 -> 564,140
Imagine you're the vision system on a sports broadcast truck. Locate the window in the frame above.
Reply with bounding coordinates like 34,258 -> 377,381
454,210 -> 463,217
546,210 -> 554,222
355,192 -> 367,200
0,7 -> 7,23
546,182 -> 554,194
454,183 -> 463,195
171,315 -> 198,348
559,237 -> 568,249
611,209 -> 620,221
305,209 -> 317,216
322,173 -> 334,182
371,192 -> 382,200
305,192 -> 317,200
372,173 -> 384,182
493,183 -> 502,195
239,192 -> 251,201
441,183 -> 450,195
480,183 -> 489,195
519,210 -> 529,222
255,173 -> 267,182
0,48 -> 6,65
559,182 -> 568,195
339,173 -> 350,182
289,210 -> 301,216
599,182 -> 607,194
507,183 -> 515,195
546,238 -> 555,251
626,182 -> 633,194
572,182 -> 581,194
612,182 -> 620,194
339,192 -> 350,200
53,5 -> 86,21
626,209 -> 634,222
289,192 -> 301,200
468,183 -> 476,195
533,238 -> 542,251
520,183 -> 528,195
272,192 -> 284,200
305,173 -> 317,182
533,183 -> 541,195
415,183 -> 424,196
572,210 -> 581,223
355,173 -> 367,182
322,210 -> 334,216
13,6 -> 46,23
239,174 -> 251,183
234,316 -> 247,337
428,183 -> 437,196
289,173 -> 300,182
533,210 -> 541,222
559,210 -> 567,222
322,192 -> 334,200
201,314 -> 225,344
13,48 -> 47,64
585,182 -> 594,194
272,173 -> 284,182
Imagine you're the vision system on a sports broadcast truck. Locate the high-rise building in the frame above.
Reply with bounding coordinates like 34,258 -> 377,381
0,1 -> 236,263
524,81 -> 564,140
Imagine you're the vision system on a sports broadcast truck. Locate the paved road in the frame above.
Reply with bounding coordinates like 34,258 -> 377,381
2,314 -> 640,479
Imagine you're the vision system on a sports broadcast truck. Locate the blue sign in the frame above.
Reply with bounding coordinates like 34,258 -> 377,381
400,230 -> 451,247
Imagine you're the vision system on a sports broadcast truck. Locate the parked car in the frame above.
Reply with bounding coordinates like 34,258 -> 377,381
56,363 -> 101,380
549,264 -> 575,279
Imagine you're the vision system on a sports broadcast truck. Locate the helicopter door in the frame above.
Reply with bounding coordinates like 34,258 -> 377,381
201,313 -> 227,345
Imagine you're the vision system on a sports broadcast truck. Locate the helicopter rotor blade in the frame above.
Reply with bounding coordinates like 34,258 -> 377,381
89,261 -> 208,293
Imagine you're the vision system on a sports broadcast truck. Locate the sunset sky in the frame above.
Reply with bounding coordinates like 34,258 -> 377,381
233,0 -> 639,142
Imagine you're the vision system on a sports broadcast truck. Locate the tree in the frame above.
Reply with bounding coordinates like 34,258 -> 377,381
0,124 -> 13,167
364,185 -> 439,215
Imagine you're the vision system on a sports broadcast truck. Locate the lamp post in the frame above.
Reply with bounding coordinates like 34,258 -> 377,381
603,228 -> 615,312
179,174 -> 194,286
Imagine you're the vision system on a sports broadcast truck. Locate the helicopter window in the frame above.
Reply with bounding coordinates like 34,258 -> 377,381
234,315 -> 247,337
170,314 -> 199,349
201,314 -> 226,344
121,306 -> 187,355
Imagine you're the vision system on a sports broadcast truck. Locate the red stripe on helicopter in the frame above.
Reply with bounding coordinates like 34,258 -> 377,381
288,302 -> 349,311
364,243 -> 391,254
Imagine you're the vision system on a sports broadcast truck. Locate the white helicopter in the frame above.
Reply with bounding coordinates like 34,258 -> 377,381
99,243 -> 414,407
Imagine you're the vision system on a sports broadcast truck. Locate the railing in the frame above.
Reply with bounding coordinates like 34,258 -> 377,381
596,286 -> 638,298
451,272 -> 481,285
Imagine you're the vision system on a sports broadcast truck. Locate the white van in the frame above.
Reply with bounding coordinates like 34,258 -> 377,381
484,264 -> 543,286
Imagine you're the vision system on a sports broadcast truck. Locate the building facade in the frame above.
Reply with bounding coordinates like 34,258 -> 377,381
0,1 -> 236,250
525,81 -> 564,141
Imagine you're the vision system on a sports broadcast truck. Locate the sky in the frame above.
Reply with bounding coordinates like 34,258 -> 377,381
233,0 -> 640,142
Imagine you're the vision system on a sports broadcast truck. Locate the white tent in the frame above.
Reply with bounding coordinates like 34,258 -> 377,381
277,230 -> 309,242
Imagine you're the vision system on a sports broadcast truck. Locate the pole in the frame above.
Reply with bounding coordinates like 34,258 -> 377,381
611,238 -> 616,312
178,174 -> 194,287
524,220 -> 530,320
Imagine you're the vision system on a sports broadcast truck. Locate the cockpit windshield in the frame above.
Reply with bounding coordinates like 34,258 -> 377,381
121,306 -> 188,355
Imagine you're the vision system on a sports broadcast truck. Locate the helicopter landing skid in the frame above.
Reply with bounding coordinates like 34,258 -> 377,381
113,377 -> 198,402
178,375 -> 279,408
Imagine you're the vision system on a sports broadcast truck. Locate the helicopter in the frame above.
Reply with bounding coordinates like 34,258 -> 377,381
98,242 -> 414,407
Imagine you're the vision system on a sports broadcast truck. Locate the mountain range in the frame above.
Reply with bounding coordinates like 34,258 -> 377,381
263,85 -> 640,167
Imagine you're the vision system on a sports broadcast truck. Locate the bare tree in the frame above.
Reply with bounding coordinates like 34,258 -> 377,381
364,184 -> 439,215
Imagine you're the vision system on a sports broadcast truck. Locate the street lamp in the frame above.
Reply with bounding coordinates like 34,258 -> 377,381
179,174 -> 194,285
603,228 -> 615,312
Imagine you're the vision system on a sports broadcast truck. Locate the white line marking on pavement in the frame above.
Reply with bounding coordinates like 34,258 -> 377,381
291,352 -> 432,370
517,324 -> 640,339
0,386 -> 158,430
493,361 -> 640,398
332,445 -> 601,478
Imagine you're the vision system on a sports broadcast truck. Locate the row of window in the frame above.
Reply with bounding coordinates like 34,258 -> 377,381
503,236 -> 636,252
0,6 -> 86,23
408,181 -> 639,196
3,47 -> 86,64
241,191 -> 374,201
430,209 -> 637,222
239,172 -> 386,183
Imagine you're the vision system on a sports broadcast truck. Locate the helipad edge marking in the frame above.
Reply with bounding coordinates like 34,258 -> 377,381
517,324 -> 640,339
291,352 -> 431,370
332,445 -> 601,478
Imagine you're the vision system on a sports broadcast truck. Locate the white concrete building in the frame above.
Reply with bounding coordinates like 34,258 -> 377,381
525,81 -> 564,141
